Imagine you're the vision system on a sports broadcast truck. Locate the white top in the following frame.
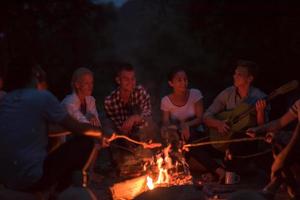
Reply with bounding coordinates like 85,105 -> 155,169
61,92 -> 100,124
160,88 -> 203,122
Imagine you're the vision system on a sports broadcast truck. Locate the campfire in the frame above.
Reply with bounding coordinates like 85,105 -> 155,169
144,144 -> 192,190
107,130 -> 268,200
110,141 -> 193,200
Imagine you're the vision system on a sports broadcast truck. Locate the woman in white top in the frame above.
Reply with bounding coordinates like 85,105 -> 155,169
161,69 -> 203,141
62,68 -> 100,127
161,68 -> 225,182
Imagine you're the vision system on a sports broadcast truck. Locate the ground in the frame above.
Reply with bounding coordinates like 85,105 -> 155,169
89,149 -> 299,200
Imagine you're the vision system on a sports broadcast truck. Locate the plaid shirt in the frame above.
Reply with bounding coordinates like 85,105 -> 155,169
104,85 -> 151,131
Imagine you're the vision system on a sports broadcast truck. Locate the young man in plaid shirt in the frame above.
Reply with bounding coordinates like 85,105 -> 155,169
104,64 -> 157,142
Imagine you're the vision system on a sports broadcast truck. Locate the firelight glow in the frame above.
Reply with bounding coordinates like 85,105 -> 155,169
146,176 -> 154,190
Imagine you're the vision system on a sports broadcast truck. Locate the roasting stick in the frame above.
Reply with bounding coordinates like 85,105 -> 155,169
183,137 -> 265,151
108,133 -> 162,149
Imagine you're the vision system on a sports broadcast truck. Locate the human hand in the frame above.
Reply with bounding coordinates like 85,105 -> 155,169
180,122 -> 190,141
217,120 -> 230,135
86,114 -> 101,127
101,136 -> 110,148
121,115 -> 143,133
256,99 -> 267,113
246,127 -> 258,138
265,132 -> 275,143
121,116 -> 136,133
90,116 -> 101,127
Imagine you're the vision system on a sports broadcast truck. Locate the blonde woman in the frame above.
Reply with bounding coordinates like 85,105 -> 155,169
62,67 -> 100,127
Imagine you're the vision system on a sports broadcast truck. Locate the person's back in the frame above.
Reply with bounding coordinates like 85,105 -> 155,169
0,56 -> 104,195
0,88 -> 66,189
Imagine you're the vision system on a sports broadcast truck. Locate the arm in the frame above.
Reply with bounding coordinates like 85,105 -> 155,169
104,99 -> 122,130
45,92 -> 103,138
137,87 -> 152,121
203,91 -> 230,134
62,97 -> 90,124
86,97 -> 101,127
184,99 -> 203,127
180,99 -> 204,141
271,123 -> 300,176
248,111 -> 297,136
121,87 -> 152,132
60,114 -> 103,138
256,99 -> 267,125
162,110 -> 171,127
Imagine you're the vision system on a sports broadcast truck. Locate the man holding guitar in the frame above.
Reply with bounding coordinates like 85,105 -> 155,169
202,60 -> 269,173
204,59 -> 268,136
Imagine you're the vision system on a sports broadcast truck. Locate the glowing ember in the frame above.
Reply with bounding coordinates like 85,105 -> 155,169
146,176 -> 154,190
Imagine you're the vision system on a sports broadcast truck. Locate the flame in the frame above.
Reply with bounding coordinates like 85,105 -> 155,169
146,176 -> 154,190
145,144 -> 192,190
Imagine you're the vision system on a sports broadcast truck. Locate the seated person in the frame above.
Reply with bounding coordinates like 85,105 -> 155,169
203,60 -> 268,159
204,60 -> 268,136
202,60 -> 267,180
247,99 -> 300,199
0,57 -> 106,195
62,67 -> 100,127
161,68 -> 203,141
104,63 -> 157,142
160,68 -> 225,182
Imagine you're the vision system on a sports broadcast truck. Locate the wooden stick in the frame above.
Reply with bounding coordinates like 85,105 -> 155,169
183,137 -> 265,149
108,133 -> 162,149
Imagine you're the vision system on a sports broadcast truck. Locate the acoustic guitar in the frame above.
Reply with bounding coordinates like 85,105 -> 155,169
209,80 -> 299,152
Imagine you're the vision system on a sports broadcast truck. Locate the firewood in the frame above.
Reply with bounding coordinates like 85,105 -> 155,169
110,175 -> 148,200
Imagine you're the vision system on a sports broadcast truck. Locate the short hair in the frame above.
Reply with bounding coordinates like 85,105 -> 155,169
236,59 -> 258,77
115,63 -> 134,77
5,56 -> 35,92
71,67 -> 93,90
168,67 -> 186,82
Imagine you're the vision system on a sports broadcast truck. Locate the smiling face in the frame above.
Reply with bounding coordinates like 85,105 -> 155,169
75,73 -> 94,97
116,70 -> 136,93
233,66 -> 253,88
168,70 -> 188,93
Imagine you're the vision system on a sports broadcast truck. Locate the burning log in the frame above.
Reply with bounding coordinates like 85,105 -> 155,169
110,175 -> 148,200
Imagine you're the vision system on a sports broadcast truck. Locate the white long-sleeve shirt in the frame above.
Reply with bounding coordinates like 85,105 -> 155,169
61,92 -> 100,125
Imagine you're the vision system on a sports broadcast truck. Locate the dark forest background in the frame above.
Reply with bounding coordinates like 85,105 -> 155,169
0,0 -> 299,123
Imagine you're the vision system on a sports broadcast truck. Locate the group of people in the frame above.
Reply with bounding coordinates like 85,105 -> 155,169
0,58 -> 299,199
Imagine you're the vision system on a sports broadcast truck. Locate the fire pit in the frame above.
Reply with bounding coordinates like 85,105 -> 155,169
110,144 -> 195,200
134,185 -> 204,200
